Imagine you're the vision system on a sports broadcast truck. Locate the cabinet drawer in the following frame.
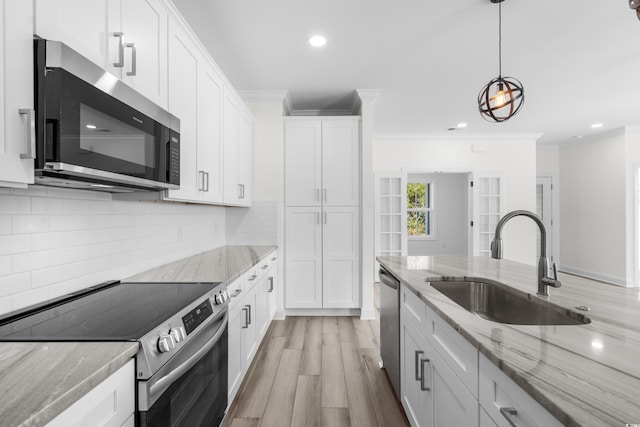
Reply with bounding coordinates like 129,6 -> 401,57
401,284 -> 426,329
227,278 -> 243,309
425,304 -> 479,398
479,354 -> 562,427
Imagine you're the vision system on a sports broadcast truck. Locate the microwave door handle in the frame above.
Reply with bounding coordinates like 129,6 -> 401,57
148,310 -> 228,400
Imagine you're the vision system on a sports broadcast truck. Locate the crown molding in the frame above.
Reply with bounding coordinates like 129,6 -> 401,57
356,89 -> 381,104
373,132 -> 543,141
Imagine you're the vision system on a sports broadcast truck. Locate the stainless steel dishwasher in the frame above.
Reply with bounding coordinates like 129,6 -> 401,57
379,266 -> 401,398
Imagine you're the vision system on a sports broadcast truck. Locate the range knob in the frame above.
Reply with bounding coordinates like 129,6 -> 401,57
222,290 -> 230,302
157,334 -> 176,353
170,327 -> 186,343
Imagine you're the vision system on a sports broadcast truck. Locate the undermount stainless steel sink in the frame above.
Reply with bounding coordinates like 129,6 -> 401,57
429,280 -> 591,326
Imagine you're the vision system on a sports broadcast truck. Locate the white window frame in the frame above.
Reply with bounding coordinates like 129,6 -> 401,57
407,179 -> 435,241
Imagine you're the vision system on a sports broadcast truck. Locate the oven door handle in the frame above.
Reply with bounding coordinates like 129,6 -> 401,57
148,310 -> 228,400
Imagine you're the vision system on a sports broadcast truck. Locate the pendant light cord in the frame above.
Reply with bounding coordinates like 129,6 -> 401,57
498,1 -> 502,77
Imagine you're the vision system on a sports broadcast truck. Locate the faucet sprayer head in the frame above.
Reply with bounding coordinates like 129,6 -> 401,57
490,238 -> 503,259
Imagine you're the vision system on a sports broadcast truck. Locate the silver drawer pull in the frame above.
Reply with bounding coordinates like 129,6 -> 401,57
125,42 -> 136,76
419,358 -> 431,391
230,289 -> 242,298
113,32 -> 124,67
18,109 -> 35,159
500,407 -> 519,427
414,350 -> 424,381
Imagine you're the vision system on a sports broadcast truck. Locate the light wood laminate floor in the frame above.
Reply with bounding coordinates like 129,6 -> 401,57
227,313 -> 409,427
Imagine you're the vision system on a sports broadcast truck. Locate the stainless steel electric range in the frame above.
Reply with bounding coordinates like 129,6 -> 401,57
0,280 -> 230,427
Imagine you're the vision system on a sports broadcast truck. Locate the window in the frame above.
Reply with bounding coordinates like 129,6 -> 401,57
407,181 -> 434,239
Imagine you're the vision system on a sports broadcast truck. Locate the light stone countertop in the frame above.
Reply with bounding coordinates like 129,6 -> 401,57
125,245 -> 277,284
0,341 -> 138,427
0,245 -> 276,427
377,255 -> 640,427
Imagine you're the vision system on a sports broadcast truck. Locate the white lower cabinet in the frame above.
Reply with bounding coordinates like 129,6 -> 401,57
46,359 -> 134,427
228,251 -> 278,403
401,297 -> 477,427
479,353 -> 563,427
399,282 -> 562,427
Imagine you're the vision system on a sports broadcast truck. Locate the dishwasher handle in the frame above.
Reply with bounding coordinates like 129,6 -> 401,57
379,267 -> 399,290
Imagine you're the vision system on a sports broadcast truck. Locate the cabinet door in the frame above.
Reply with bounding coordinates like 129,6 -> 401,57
0,0 -> 35,188
34,0 -> 118,74
120,0 -> 168,108
322,206 -> 359,308
401,320 -> 432,427
284,120 -> 322,207
256,273 -> 271,339
197,62 -> 224,203
223,90 -> 240,205
321,120 -> 359,206
241,285 -> 259,371
228,301 -> 244,402
165,19 -> 199,201
267,264 -> 277,319
430,345 -> 479,427
237,110 -> 252,206
285,207 -> 322,308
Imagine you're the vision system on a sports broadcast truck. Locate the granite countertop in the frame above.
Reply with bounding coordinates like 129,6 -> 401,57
0,341 -> 138,427
377,255 -> 640,427
125,245 -> 277,284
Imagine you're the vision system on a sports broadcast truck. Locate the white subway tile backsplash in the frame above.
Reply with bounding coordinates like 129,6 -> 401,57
0,187 -> 227,315
0,195 -> 31,215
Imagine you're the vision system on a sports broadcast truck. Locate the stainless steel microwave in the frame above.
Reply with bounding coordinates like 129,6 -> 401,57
33,39 -> 180,192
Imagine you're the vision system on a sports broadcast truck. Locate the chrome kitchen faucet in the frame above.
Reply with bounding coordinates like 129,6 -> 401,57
490,210 -> 561,297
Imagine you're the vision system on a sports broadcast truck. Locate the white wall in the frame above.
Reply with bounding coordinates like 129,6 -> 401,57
559,129 -> 627,284
407,173 -> 468,256
536,145 -> 561,265
374,135 -> 539,265
0,186 -> 225,316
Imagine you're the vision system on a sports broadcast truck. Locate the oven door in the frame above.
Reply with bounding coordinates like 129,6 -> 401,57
138,310 -> 228,427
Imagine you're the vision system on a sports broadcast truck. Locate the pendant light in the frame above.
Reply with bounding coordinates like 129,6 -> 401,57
477,0 -> 524,122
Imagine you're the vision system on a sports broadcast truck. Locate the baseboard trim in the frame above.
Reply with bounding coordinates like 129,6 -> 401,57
285,308 -> 361,316
273,309 -> 286,320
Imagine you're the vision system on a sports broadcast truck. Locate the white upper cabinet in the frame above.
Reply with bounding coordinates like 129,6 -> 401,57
223,90 -> 252,207
285,118 -> 359,207
35,0 -> 168,109
284,120 -> 322,206
238,110 -> 253,206
0,0 -> 35,188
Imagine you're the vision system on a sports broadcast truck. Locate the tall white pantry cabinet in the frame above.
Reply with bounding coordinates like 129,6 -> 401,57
284,117 -> 360,310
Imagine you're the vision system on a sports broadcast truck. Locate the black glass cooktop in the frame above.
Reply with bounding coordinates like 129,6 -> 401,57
0,281 -> 220,341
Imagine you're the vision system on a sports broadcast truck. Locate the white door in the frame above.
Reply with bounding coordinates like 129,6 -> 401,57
536,177 -> 554,262
165,20 -> 199,201
374,172 -> 407,280
284,120 -> 322,207
0,0 -> 35,187
322,206 -> 359,308
120,0 -> 168,108
197,62 -> 224,203
285,207 -> 323,308
321,120 -> 360,206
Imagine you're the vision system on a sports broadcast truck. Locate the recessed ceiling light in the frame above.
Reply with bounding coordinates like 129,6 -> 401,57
457,123 -> 467,129
591,123 -> 603,129
86,124 -> 97,129
309,35 -> 327,47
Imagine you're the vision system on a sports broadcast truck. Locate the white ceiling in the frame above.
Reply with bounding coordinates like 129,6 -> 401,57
173,0 -> 640,145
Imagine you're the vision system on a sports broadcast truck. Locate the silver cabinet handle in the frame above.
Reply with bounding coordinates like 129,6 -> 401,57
414,350 -> 424,381
125,42 -> 136,76
18,109 -> 35,159
242,306 -> 249,328
205,172 -> 210,192
247,304 -> 252,325
323,212 -> 327,224
238,183 -> 245,199
316,213 -> 320,225
271,257 -> 277,261
419,358 -> 431,391
113,32 -> 124,67
268,277 -> 274,292
198,170 -> 204,191
323,188 -> 327,201
261,264 -> 269,270
500,407 -> 519,427
231,289 -> 242,298
315,188 -> 320,201
248,274 -> 258,282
